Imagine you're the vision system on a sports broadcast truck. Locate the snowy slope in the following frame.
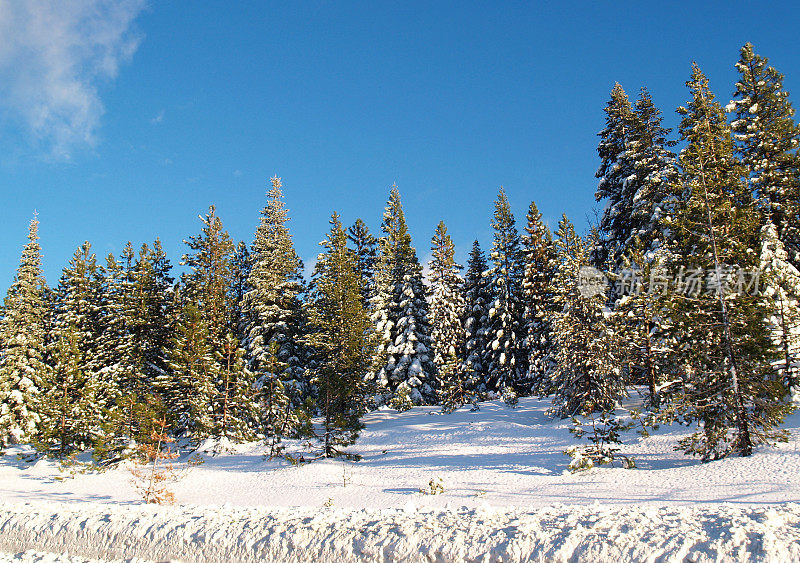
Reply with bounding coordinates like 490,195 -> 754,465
1,395 -> 800,560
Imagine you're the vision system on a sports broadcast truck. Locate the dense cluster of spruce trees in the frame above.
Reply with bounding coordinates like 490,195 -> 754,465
1,43 -> 799,462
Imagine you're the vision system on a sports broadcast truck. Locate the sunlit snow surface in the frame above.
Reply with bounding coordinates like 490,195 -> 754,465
1,395 -> 799,561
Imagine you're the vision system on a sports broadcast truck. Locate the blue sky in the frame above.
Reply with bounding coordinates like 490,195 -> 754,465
2,1 -> 799,288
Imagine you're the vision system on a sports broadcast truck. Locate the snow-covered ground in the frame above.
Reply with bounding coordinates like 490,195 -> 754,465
2,499 -> 800,562
1,395 -> 800,561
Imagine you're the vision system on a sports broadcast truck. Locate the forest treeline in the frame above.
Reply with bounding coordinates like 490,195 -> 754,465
1,43 -> 798,464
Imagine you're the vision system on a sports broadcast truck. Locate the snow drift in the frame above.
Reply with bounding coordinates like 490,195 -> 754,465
1,501 -> 800,562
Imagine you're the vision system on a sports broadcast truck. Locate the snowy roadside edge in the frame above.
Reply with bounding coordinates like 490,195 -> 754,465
1,501 -> 800,562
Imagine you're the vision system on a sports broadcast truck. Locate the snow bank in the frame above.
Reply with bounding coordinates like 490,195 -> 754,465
1,500 -> 799,562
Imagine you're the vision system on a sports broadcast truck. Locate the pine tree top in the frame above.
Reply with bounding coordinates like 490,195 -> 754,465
429,221 -> 461,282
465,240 -> 488,283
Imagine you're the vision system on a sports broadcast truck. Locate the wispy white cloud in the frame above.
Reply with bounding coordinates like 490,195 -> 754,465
303,254 -> 318,282
0,0 -> 146,159
150,109 -> 164,124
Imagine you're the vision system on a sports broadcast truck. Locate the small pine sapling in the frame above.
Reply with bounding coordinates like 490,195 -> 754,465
129,413 -> 180,504
439,351 -> 479,414
390,385 -> 414,412
565,404 -> 635,472
501,386 -> 519,408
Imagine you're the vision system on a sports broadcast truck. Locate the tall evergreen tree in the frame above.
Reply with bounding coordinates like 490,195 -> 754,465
594,83 -> 637,267
614,90 -> 677,406
548,216 -> 623,417
305,213 -> 376,457
461,240 -> 492,391
181,205 -> 235,339
428,221 -> 466,371
35,241 -> 107,454
594,85 -> 676,407
628,88 -> 677,254
0,217 -> 49,446
96,248 -> 133,399
161,301 -> 217,438
166,207 -> 253,441
134,239 -> 175,390
731,43 -> 800,267
348,218 -> 378,308
94,240 -> 176,460
370,185 -> 435,406
47,242 -> 109,427
217,240 -> 258,442
666,64 -> 791,459
520,201 -> 557,394
37,321 -> 101,456
595,84 -> 676,267
242,177 -> 308,437
484,187 -> 526,399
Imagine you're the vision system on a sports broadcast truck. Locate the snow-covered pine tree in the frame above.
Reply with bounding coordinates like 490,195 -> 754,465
428,221 -> 466,372
163,207 -> 232,439
133,239 -> 175,392
730,43 -> 800,268
438,349 -> 477,414
370,185 -> 435,406
461,240 -> 492,391
181,205 -> 235,341
38,242 -> 107,454
594,83 -> 637,268
215,240 -> 258,442
215,332 -> 257,441
242,177 -> 308,438
0,217 -> 49,446
162,301 -> 217,439
629,89 -> 677,252
168,206 -> 254,442
592,84 -> 677,407
305,213 -> 376,457
760,221 -> 800,389
611,89 -> 677,406
484,187 -> 526,401
229,241 -> 252,340
665,63 -> 792,460
548,215 -> 624,418
595,85 -> 676,268
348,218 -> 378,309
93,240 -> 176,463
37,321 -> 101,456
96,245 -> 135,399
521,201 -> 557,394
